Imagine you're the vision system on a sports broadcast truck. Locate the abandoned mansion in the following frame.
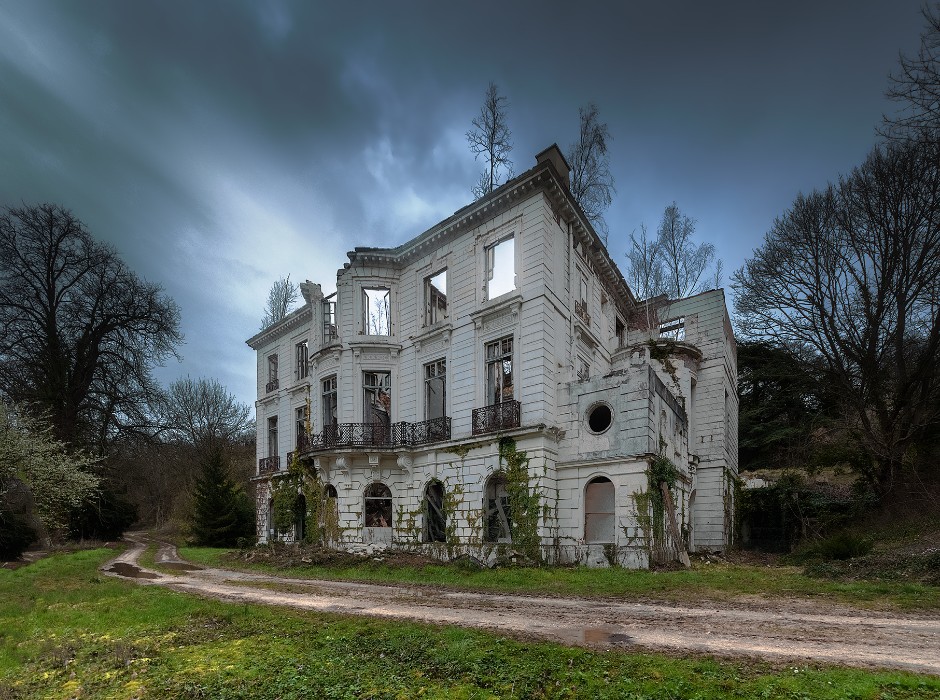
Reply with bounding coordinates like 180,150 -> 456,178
247,144 -> 738,567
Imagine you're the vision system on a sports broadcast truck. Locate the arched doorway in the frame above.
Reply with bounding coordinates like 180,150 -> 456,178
585,476 -> 614,543
484,473 -> 511,543
423,481 -> 446,543
364,482 -> 392,544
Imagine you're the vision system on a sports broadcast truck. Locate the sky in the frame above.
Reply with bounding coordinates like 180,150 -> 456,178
0,0 -> 929,410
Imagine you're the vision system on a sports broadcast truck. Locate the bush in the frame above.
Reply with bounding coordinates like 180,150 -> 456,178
0,507 -> 37,559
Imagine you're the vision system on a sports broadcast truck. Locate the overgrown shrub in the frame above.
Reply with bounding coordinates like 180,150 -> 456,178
809,532 -> 873,561
0,507 -> 37,559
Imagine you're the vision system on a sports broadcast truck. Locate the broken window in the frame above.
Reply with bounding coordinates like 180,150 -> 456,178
322,294 -> 337,343
485,236 -> 515,300
615,317 -> 625,348
363,371 -> 391,444
363,287 -> 390,336
585,476 -> 615,543
295,406 -> 307,449
484,473 -> 512,543
423,480 -> 446,543
267,416 -> 278,458
659,316 -> 685,341
425,359 -> 446,421
295,340 -> 308,380
266,354 -> 279,391
364,482 -> 392,528
425,269 -> 447,326
577,356 -> 590,382
322,375 -> 338,435
485,336 -> 513,405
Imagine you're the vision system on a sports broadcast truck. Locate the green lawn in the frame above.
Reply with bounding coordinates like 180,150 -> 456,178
2,549 -> 939,699
180,546 -> 940,611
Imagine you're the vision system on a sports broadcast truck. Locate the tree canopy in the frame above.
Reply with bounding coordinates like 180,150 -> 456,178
567,103 -> 615,242
733,138 -> 940,497
467,82 -> 513,199
0,204 -> 182,450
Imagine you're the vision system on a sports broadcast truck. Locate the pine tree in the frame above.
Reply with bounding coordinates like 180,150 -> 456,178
190,448 -> 254,547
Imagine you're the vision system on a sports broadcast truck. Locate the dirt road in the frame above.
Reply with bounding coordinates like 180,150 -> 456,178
102,536 -> 940,676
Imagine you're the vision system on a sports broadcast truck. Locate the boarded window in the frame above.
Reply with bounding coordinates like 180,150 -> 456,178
364,483 -> 392,528
585,477 -> 615,543
425,269 -> 447,325
423,481 -> 446,543
484,474 -> 512,542
485,237 -> 514,300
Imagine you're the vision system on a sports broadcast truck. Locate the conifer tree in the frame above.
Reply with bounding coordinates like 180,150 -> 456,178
190,447 -> 254,547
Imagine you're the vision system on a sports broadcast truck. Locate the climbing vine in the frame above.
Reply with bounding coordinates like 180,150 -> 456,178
269,455 -> 342,544
499,437 -> 542,563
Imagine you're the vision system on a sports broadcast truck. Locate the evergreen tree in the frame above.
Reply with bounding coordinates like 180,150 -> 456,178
190,448 -> 254,547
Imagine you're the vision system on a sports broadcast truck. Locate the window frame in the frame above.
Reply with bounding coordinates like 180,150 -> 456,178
485,336 -> 514,406
362,287 -> 391,336
584,476 -> 615,544
424,269 -> 448,326
321,375 -> 338,430
295,340 -> 308,380
484,235 -> 515,301
266,416 -> 278,458
424,358 -> 447,421
364,482 -> 393,528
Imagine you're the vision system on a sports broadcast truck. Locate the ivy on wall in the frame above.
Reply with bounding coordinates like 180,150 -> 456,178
269,455 -> 342,544
499,437 -> 542,563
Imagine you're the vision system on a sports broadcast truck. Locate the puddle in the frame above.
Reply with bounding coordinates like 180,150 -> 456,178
158,562 -> 203,572
105,562 -> 159,579
575,627 -> 634,646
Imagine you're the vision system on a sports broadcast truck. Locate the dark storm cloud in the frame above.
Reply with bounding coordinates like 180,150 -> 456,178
0,0 -> 928,407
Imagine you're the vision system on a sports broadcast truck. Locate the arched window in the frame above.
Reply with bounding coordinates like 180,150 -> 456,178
484,474 -> 512,543
423,481 -> 446,543
364,482 -> 392,528
585,477 -> 615,543
321,484 -> 339,527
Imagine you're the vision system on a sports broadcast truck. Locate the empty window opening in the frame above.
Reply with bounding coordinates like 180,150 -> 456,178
484,474 -> 512,543
322,375 -> 338,433
425,269 -> 447,325
659,316 -> 685,341
363,287 -> 391,336
294,494 -> 307,542
364,483 -> 392,528
322,294 -> 337,342
615,317 -> 625,348
322,484 -> 339,532
267,416 -> 278,458
485,337 -> 514,405
587,403 -> 612,433
295,406 -> 307,449
585,476 -> 615,543
295,341 -> 308,379
266,354 -> 279,391
423,481 -> 446,543
364,372 -> 391,444
485,237 -> 515,300
425,359 -> 446,421
577,357 -> 590,383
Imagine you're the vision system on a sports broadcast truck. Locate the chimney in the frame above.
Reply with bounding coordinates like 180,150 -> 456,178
535,144 -> 571,191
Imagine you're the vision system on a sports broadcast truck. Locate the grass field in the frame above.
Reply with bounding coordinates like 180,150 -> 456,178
2,548 -> 939,699
180,545 -> 940,611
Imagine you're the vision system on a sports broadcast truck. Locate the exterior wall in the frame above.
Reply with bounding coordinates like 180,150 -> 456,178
247,147 -> 738,564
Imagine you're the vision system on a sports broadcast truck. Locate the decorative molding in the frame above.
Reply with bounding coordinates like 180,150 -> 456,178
470,294 -> 522,331
397,455 -> 413,473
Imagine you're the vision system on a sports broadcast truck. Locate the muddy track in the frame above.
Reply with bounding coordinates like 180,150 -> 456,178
102,534 -> 940,675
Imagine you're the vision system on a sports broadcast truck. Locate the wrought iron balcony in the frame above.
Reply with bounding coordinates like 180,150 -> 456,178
472,400 -> 521,435
298,417 -> 452,454
258,455 -> 280,475
265,378 -> 279,393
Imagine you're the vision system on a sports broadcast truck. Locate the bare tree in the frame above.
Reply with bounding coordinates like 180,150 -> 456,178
260,275 -> 299,329
161,376 -> 254,451
0,204 -> 182,450
733,139 -> 940,499
881,3 -> 940,144
567,103 -> 615,243
656,202 -> 716,299
467,82 -> 513,199
626,223 -> 664,301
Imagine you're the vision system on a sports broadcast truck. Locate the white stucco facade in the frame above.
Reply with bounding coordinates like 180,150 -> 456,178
247,145 -> 738,567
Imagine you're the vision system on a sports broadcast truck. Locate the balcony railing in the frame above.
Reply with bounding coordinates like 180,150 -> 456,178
258,455 -> 280,475
574,299 -> 591,326
265,378 -> 279,393
472,400 -> 521,435
298,417 -> 452,453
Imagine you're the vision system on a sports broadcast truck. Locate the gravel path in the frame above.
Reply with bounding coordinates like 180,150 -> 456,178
102,535 -> 940,675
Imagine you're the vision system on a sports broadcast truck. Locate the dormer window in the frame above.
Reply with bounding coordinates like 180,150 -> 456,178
363,287 -> 390,336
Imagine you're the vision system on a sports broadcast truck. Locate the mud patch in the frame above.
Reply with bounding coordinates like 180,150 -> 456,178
158,562 -> 203,572
105,562 -> 159,579
563,627 -> 635,646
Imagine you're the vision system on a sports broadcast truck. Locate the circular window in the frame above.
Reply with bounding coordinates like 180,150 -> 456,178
587,403 -> 613,433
